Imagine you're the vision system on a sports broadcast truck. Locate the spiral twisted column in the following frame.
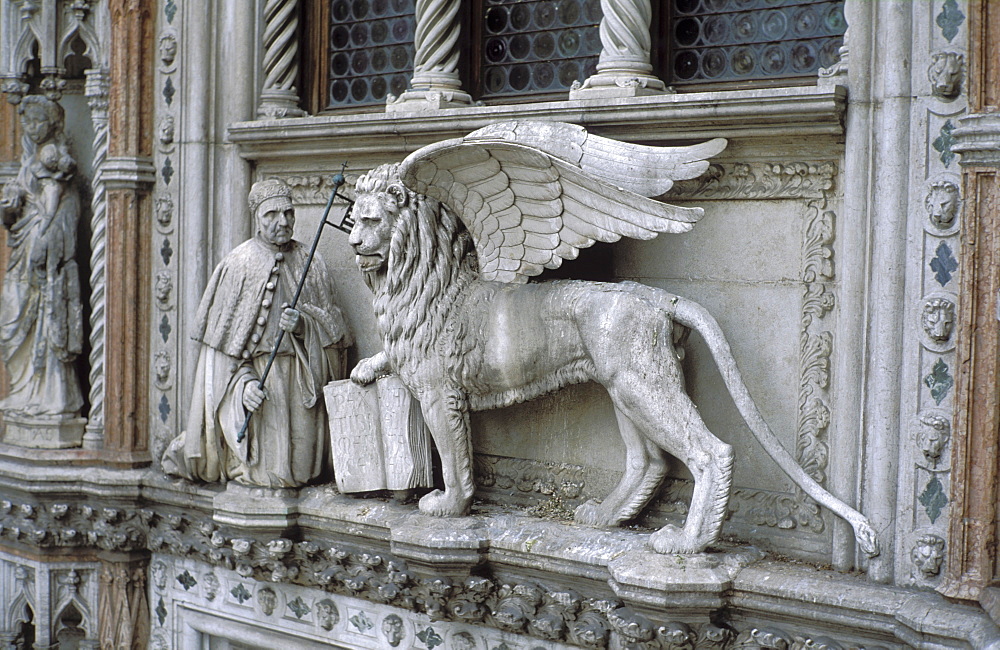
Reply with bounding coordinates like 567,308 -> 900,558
84,69 -> 110,450
386,0 -> 470,112
570,0 -> 666,98
258,0 -> 305,118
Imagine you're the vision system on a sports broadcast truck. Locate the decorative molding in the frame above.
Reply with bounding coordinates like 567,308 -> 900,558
664,162 -> 837,201
231,87 -> 848,161
474,455 -> 586,501
98,552 -> 149,650
263,173 -> 353,206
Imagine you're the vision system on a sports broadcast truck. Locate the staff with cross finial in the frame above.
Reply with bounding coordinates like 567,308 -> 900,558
237,164 -> 356,443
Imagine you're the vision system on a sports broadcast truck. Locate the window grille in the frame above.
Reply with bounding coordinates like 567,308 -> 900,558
478,0 -> 601,99
668,0 -> 846,84
327,0 -> 416,108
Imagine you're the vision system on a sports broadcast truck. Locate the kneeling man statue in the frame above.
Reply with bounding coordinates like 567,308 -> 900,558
163,179 -> 351,487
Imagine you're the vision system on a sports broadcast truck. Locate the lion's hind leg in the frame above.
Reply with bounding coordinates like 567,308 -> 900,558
606,373 -> 734,555
574,408 -> 668,527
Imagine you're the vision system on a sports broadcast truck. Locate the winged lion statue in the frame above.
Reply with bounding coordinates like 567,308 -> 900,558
347,121 -> 878,557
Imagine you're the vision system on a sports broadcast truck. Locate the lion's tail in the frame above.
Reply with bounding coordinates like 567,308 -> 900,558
621,281 -> 880,559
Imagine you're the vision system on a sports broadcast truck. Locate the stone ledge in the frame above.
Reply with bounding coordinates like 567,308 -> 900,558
0,468 -> 996,647
229,85 -> 847,162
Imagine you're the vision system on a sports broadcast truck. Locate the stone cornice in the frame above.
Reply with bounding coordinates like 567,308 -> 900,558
951,113 -> 1000,166
229,86 -> 847,162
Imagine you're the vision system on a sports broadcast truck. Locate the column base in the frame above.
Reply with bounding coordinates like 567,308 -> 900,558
386,88 -> 473,112
1,412 -> 86,449
569,74 -> 670,100
257,89 -> 306,119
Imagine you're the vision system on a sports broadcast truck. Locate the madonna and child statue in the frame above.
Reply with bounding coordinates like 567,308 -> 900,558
0,95 -> 85,448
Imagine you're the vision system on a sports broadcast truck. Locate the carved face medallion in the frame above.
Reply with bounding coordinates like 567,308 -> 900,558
917,414 -> 950,467
911,534 -> 945,578
928,52 -> 964,100
155,194 -> 174,228
921,297 -> 955,343
159,34 -> 178,65
381,614 -> 404,646
257,587 -> 277,615
316,599 -> 339,630
154,350 -> 171,385
158,115 -> 175,146
925,182 -> 960,229
256,196 -> 295,247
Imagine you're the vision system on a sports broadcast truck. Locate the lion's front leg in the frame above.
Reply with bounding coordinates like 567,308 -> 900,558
350,351 -> 391,385
418,389 -> 475,517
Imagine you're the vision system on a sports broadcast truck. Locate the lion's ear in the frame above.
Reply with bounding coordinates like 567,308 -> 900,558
387,183 -> 409,209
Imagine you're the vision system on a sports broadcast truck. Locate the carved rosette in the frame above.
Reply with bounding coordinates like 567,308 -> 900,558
258,0 -> 306,118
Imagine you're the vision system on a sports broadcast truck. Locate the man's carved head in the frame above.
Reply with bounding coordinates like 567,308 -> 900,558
921,297 -> 955,343
925,181 -> 960,229
250,179 -> 295,247
350,164 -> 407,274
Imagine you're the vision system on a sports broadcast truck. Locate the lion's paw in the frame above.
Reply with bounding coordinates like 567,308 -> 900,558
418,489 -> 472,517
649,524 -> 707,554
574,500 -> 601,526
350,357 -> 380,385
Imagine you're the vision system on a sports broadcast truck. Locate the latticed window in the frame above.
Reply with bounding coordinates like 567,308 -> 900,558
667,0 -> 847,85
312,0 -> 847,112
476,0 -> 601,99
327,0 -> 416,108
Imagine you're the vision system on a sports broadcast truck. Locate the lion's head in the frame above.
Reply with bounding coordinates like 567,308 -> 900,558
350,163 -> 407,276
351,163 -> 477,357
924,181 -> 960,230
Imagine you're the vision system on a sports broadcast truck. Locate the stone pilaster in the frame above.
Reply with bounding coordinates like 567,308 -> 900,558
386,0 -> 472,112
105,0 -> 154,464
938,0 -> 1000,613
569,0 -> 666,99
258,0 -> 306,118
97,551 -> 149,650
0,82 -> 17,400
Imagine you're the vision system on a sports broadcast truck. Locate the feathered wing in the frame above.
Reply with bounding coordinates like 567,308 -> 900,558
398,121 -> 727,284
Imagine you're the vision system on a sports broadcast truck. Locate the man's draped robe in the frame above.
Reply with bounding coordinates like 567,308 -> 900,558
162,237 -> 350,487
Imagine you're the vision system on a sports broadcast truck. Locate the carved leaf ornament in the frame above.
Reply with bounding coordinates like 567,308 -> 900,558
399,121 -> 727,283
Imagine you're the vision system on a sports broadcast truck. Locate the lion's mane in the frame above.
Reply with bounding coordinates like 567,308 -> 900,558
356,164 -> 478,383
